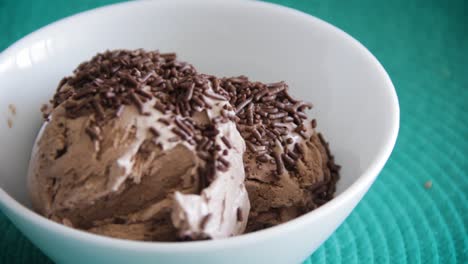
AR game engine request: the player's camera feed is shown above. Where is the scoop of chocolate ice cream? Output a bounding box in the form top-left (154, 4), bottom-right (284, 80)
top-left (218, 77), bottom-right (340, 232)
top-left (28, 50), bottom-right (250, 241)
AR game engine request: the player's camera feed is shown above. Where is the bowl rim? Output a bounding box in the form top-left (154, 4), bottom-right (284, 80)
top-left (0, 0), bottom-right (399, 251)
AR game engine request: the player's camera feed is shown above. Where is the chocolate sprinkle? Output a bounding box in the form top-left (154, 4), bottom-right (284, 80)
top-left (257, 154), bottom-right (270, 163)
top-left (235, 96), bottom-right (253, 114)
top-left (171, 127), bottom-right (189, 140)
top-left (273, 151), bottom-right (285, 175)
top-left (199, 213), bottom-right (212, 229)
top-left (218, 156), bottom-right (230, 167)
top-left (157, 118), bottom-right (170, 126)
top-left (236, 207), bottom-right (243, 222)
top-left (204, 90), bottom-right (227, 101)
top-left (287, 151), bottom-right (299, 160)
top-left (149, 127), bottom-right (160, 137)
top-left (311, 119), bottom-right (317, 128)
top-left (91, 99), bottom-right (105, 120)
top-left (183, 83), bottom-right (195, 101)
top-left (221, 136), bottom-right (232, 149)
top-left (281, 153), bottom-right (296, 168)
top-left (129, 91), bottom-right (145, 114)
top-left (168, 137), bottom-right (179, 142)
top-left (175, 118), bottom-right (193, 137)
top-left (154, 99), bottom-right (166, 111)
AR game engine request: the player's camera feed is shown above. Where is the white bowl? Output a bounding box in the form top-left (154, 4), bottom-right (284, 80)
top-left (0, 1), bottom-right (399, 263)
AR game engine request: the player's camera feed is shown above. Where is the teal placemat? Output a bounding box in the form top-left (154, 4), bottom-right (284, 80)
top-left (1, 0), bottom-right (467, 263)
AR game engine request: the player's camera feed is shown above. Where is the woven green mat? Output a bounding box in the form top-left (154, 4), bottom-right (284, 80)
top-left (1, 0), bottom-right (467, 263)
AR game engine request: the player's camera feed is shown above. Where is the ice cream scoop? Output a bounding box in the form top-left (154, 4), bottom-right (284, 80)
top-left (28, 50), bottom-right (250, 241)
top-left (218, 77), bottom-right (340, 232)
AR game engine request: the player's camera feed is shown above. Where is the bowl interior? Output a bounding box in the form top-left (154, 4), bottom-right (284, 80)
top-left (0, 1), bottom-right (397, 213)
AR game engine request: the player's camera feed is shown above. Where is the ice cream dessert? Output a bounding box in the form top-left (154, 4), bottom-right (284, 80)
top-left (28, 50), bottom-right (250, 241)
top-left (218, 77), bottom-right (340, 232)
top-left (28, 49), bottom-right (339, 241)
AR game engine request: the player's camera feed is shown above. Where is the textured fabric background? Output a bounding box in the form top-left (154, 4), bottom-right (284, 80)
top-left (1, 0), bottom-right (467, 263)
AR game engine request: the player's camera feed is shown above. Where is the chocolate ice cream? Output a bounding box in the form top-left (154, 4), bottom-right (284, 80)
top-left (28, 50), bottom-right (250, 241)
top-left (218, 77), bottom-right (340, 232)
top-left (27, 49), bottom-right (339, 242)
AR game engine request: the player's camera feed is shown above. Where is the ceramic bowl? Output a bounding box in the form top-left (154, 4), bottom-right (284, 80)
top-left (0, 1), bottom-right (399, 263)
